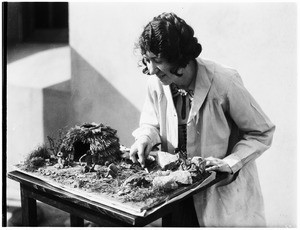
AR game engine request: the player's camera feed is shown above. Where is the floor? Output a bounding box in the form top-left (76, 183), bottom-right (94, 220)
top-left (7, 203), bottom-right (72, 227)
top-left (7, 202), bottom-right (161, 227)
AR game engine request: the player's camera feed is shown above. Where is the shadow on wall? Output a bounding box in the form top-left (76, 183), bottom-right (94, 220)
top-left (70, 48), bottom-right (140, 147)
top-left (43, 80), bottom-right (72, 142)
top-left (7, 43), bottom-right (68, 64)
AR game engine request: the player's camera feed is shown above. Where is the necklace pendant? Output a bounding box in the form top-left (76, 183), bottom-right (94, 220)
top-left (178, 89), bottom-right (188, 96)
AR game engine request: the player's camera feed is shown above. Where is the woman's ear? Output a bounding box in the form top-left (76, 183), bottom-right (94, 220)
top-left (170, 66), bottom-right (184, 77)
top-left (177, 68), bottom-right (184, 76)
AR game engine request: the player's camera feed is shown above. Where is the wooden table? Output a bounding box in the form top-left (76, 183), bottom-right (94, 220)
top-left (7, 170), bottom-right (228, 227)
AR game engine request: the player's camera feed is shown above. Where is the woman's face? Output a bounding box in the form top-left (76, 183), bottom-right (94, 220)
top-left (143, 51), bottom-right (180, 85)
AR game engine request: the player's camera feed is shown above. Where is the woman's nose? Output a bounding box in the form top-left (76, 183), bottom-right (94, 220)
top-left (147, 61), bottom-right (159, 75)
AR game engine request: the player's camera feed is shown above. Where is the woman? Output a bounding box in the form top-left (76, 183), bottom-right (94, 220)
top-left (129, 12), bottom-right (275, 227)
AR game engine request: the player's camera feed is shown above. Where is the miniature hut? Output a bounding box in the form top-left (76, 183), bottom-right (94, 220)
top-left (59, 122), bottom-right (121, 166)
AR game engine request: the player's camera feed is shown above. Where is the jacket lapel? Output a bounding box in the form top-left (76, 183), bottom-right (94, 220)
top-left (188, 59), bottom-right (213, 124)
top-left (162, 84), bottom-right (174, 108)
top-left (162, 84), bottom-right (178, 150)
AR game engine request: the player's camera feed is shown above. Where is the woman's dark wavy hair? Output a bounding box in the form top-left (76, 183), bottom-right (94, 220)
top-left (138, 12), bottom-right (202, 76)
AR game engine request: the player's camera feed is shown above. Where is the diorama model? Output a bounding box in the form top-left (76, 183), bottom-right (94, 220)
top-left (15, 122), bottom-right (212, 214)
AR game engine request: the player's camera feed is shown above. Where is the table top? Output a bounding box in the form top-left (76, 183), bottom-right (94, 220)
top-left (7, 170), bottom-right (228, 226)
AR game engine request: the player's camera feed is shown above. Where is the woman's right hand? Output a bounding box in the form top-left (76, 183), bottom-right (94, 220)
top-left (129, 136), bottom-right (153, 168)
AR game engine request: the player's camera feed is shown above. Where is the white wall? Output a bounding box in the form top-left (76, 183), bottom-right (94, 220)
top-left (6, 46), bottom-right (71, 205)
top-left (69, 2), bottom-right (297, 227)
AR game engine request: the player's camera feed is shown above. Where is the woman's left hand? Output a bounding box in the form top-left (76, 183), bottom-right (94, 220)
top-left (205, 156), bottom-right (233, 173)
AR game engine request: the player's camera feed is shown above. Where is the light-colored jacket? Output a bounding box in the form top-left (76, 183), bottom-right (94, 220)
top-left (133, 58), bottom-right (275, 227)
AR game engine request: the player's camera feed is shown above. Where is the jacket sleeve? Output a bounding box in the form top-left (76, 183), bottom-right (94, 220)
top-left (223, 73), bottom-right (276, 173)
top-left (132, 78), bottom-right (161, 146)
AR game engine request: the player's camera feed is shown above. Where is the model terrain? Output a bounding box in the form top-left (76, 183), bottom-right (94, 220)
top-left (15, 122), bottom-right (211, 213)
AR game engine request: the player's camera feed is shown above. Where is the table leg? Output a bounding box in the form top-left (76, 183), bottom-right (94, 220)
top-left (20, 184), bottom-right (37, 226)
top-left (162, 213), bottom-right (173, 227)
top-left (162, 197), bottom-right (199, 227)
top-left (70, 214), bottom-right (84, 227)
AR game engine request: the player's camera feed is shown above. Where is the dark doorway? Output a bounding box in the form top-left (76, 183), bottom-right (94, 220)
top-left (22, 2), bottom-right (69, 43)
top-left (34, 2), bottom-right (68, 29)
top-left (7, 2), bottom-right (69, 45)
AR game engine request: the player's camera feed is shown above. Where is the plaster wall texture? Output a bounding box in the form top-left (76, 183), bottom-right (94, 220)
top-left (7, 47), bottom-right (72, 157)
top-left (70, 48), bottom-right (140, 146)
top-left (7, 46), bottom-right (72, 205)
top-left (68, 2), bottom-right (297, 227)
top-left (7, 85), bottom-right (44, 205)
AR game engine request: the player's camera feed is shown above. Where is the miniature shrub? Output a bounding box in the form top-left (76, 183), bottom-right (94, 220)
top-left (23, 145), bottom-right (51, 171)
